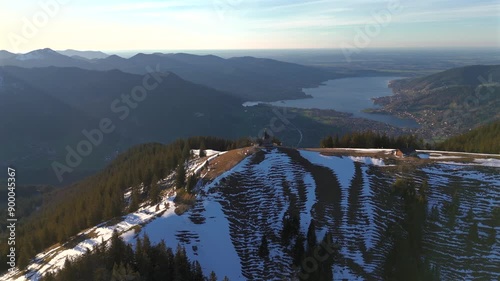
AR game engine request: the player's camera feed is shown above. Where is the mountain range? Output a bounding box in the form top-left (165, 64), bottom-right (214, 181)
top-left (0, 48), bottom-right (335, 102)
top-left (0, 63), bottom-right (404, 185)
top-left (1, 49), bottom-right (498, 187)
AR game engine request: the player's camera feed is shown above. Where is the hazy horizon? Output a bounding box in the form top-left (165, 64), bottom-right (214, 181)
top-left (1, 0), bottom-right (499, 53)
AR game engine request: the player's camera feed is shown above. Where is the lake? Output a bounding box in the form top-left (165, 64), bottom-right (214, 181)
top-left (243, 76), bottom-right (419, 128)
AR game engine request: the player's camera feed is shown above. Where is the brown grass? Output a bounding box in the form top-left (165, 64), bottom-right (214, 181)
top-left (174, 204), bottom-right (191, 215)
top-left (204, 146), bottom-right (257, 180)
top-left (174, 190), bottom-right (196, 205)
top-left (173, 189), bottom-right (197, 215)
top-left (307, 148), bottom-right (394, 158)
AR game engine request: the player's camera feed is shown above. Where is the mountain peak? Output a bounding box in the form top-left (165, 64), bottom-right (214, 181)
top-left (15, 48), bottom-right (64, 61)
top-left (0, 50), bottom-right (15, 60)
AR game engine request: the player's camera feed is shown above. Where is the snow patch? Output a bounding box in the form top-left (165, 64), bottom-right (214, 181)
top-left (191, 149), bottom-right (225, 158)
top-left (5, 196), bottom-right (177, 281)
top-left (474, 158), bottom-right (500, 168)
top-left (348, 156), bottom-right (390, 167)
top-left (418, 153), bottom-right (430, 159)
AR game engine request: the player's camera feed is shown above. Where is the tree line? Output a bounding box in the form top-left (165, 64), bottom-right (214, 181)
top-left (320, 131), bottom-right (423, 149)
top-left (42, 231), bottom-right (228, 281)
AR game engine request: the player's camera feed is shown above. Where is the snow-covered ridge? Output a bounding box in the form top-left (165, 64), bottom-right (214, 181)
top-left (3, 147), bottom-right (499, 281)
top-left (4, 195), bottom-right (178, 281)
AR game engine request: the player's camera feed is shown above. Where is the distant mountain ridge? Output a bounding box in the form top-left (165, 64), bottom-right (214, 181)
top-left (0, 65), bottom-right (247, 184)
top-left (0, 64), bottom-right (406, 185)
top-left (56, 49), bottom-right (109, 60)
top-left (0, 48), bottom-right (335, 101)
top-left (388, 64), bottom-right (500, 93)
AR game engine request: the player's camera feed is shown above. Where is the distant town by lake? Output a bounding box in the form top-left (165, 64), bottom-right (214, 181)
top-left (244, 76), bottom-right (419, 128)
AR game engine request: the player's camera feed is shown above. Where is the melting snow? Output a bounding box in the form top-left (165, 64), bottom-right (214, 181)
top-left (474, 158), bottom-right (500, 168)
top-left (191, 149), bottom-right (225, 158)
top-left (348, 156), bottom-right (391, 167)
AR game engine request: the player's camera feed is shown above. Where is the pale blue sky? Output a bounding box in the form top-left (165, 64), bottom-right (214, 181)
top-left (1, 0), bottom-right (499, 52)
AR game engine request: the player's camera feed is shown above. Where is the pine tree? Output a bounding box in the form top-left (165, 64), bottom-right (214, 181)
top-left (149, 174), bottom-right (160, 204)
top-left (292, 235), bottom-right (305, 266)
top-left (182, 140), bottom-right (191, 160)
top-left (186, 175), bottom-right (198, 194)
top-left (192, 261), bottom-right (204, 281)
top-left (468, 221), bottom-right (479, 243)
top-left (108, 231), bottom-right (126, 268)
top-left (199, 141), bottom-right (207, 157)
top-left (111, 262), bottom-right (139, 281)
top-left (322, 136), bottom-right (334, 148)
top-left (17, 246), bottom-right (30, 269)
top-left (307, 219), bottom-right (317, 250)
top-left (176, 164), bottom-right (186, 189)
top-left (258, 235), bottom-right (270, 259)
top-left (333, 134), bottom-right (340, 147)
top-left (209, 271), bottom-right (218, 281)
top-left (143, 168), bottom-right (153, 190)
top-left (129, 187), bottom-right (140, 212)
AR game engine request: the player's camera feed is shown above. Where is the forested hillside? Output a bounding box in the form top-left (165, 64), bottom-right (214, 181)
top-left (42, 233), bottom-right (225, 281)
top-left (438, 121), bottom-right (500, 154)
top-left (0, 137), bottom-right (250, 273)
top-left (369, 65), bottom-right (500, 140)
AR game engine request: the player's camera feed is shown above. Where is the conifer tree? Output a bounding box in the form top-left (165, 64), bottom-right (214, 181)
top-left (182, 140), bottom-right (191, 160)
top-left (292, 234), bottom-right (305, 266)
top-left (307, 219), bottom-right (317, 250)
top-left (176, 163), bottom-right (186, 189)
top-left (258, 235), bottom-right (270, 259)
top-left (192, 261), bottom-right (204, 281)
top-left (209, 271), bottom-right (218, 281)
top-left (149, 174), bottom-right (161, 204)
top-left (322, 136), bottom-right (334, 148)
top-left (129, 187), bottom-right (140, 212)
top-left (186, 175), bottom-right (198, 194)
top-left (199, 141), bottom-right (207, 157)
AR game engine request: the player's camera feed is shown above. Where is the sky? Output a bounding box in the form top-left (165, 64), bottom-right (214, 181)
top-left (0, 0), bottom-right (499, 53)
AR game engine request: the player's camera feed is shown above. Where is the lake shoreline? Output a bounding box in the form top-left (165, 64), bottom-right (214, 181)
top-left (243, 77), bottom-right (420, 128)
